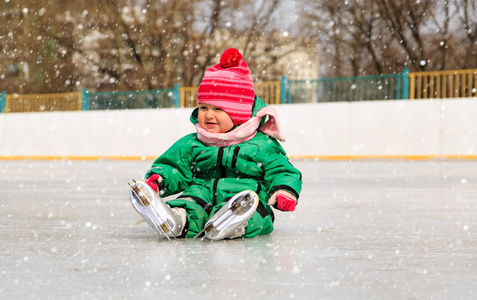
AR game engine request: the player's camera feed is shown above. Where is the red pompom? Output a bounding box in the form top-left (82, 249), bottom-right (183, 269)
top-left (220, 48), bottom-right (243, 68)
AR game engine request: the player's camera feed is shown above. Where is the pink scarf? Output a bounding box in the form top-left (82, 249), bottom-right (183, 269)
top-left (195, 106), bottom-right (285, 147)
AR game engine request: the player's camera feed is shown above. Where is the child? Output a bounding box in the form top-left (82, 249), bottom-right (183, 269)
top-left (129, 48), bottom-right (302, 240)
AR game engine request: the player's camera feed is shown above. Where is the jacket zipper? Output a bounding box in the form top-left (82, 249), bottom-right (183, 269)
top-left (217, 147), bottom-right (226, 177)
top-left (214, 146), bottom-right (240, 207)
top-left (231, 146), bottom-right (240, 168)
top-left (212, 178), bottom-right (219, 207)
top-left (213, 147), bottom-right (226, 207)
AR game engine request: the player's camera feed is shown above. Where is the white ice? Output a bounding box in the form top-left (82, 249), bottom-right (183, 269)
top-left (1, 159), bottom-right (476, 299)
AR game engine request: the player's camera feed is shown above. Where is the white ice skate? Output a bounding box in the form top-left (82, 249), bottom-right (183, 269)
top-left (195, 190), bottom-right (259, 240)
top-left (129, 180), bottom-right (184, 239)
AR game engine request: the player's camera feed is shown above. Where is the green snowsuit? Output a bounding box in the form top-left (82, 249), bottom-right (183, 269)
top-left (145, 97), bottom-right (302, 238)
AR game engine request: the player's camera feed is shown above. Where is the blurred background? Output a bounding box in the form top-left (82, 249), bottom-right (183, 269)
top-left (0, 0), bottom-right (476, 94)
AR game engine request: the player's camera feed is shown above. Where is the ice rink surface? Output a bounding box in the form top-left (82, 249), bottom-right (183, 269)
top-left (1, 159), bottom-right (476, 299)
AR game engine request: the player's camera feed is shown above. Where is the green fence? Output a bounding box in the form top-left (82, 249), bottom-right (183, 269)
top-left (0, 91), bottom-right (5, 112)
top-left (5, 68), bottom-right (477, 113)
top-left (281, 69), bottom-right (409, 103)
top-left (82, 86), bottom-right (180, 111)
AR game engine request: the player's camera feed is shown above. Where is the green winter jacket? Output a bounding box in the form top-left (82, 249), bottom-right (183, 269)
top-left (145, 97), bottom-right (302, 215)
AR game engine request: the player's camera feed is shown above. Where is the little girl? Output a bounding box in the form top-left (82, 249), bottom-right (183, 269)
top-left (129, 48), bottom-right (302, 240)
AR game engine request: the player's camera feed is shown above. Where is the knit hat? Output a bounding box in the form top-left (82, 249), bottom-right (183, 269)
top-left (197, 48), bottom-right (255, 126)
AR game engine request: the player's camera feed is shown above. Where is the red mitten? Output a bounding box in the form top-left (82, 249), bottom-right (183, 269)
top-left (276, 193), bottom-right (297, 212)
top-left (145, 174), bottom-right (162, 193)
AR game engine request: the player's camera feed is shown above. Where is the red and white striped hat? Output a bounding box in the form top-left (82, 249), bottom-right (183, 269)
top-left (197, 48), bottom-right (255, 126)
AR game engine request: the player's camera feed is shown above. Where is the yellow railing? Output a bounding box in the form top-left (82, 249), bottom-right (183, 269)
top-left (408, 69), bottom-right (477, 99)
top-left (254, 81), bottom-right (281, 105)
top-left (2, 69), bottom-right (477, 113)
top-left (4, 92), bottom-right (82, 113)
top-left (179, 86), bottom-right (199, 108)
top-left (179, 81), bottom-right (281, 108)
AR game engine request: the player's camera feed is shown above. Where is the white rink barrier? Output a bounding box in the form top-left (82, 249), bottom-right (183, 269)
top-left (0, 98), bottom-right (476, 160)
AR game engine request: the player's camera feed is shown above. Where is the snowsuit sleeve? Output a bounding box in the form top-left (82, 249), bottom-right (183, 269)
top-left (260, 136), bottom-right (302, 200)
top-left (145, 134), bottom-right (195, 197)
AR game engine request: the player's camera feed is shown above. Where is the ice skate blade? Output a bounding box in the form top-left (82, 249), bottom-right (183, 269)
top-left (129, 180), bottom-right (182, 239)
top-left (197, 190), bottom-right (259, 241)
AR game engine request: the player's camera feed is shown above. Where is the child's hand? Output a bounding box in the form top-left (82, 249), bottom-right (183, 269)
top-left (268, 190), bottom-right (297, 212)
top-left (145, 174), bottom-right (163, 193)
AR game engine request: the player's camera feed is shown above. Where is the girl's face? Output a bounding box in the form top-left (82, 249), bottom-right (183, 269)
top-left (198, 103), bottom-right (234, 133)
